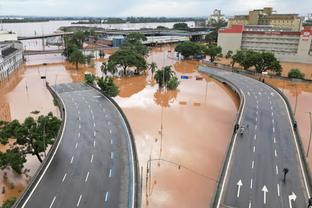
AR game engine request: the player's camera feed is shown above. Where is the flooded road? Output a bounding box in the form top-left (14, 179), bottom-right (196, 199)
top-left (1, 46), bottom-right (238, 206)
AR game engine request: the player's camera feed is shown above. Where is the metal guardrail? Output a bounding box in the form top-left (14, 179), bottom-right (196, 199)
top-left (198, 66), bottom-right (246, 208)
top-left (13, 82), bottom-right (66, 208)
top-left (89, 84), bottom-right (141, 208)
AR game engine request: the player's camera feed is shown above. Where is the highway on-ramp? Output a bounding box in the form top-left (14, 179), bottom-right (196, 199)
top-left (18, 83), bottom-right (136, 208)
top-left (199, 66), bottom-right (311, 208)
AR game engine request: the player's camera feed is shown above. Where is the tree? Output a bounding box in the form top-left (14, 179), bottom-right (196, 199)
top-left (253, 52), bottom-right (277, 73)
top-left (109, 48), bottom-right (147, 76)
top-left (0, 148), bottom-right (26, 174)
top-left (154, 66), bottom-right (176, 88)
top-left (121, 32), bottom-right (148, 56)
top-left (175, 41), bottom-right (202, 59)
top-left (288, 68), bottom-right (305, 79)
top-left (0, 197), bottom-right (16, 208)
top-left (203, 44), bottom-right (222, 63)
top-left (167, 77), bottom-right (180, 90)
top-left (149, 62), bottom-right (158, 78)
top-left (0, 113), bottom-right (61, 172)
top-left (205, 31), bottom-right (218, 44)
top-left (97, 77), bottom-right (119, 97)
top-left (72, 30), bottom-right (86, 48)
top-left (225, 50), bottom-right (233, 59)
top-left (69, 49), bottom-right (86, 70)
top-left (173, 23), bottom-right (189, 30)
top-left (231, 50), bottom-right (244, 68)
top-left (269, 60), bottom-right (282, 76)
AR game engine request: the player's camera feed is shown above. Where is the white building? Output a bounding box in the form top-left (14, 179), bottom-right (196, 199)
top-left (206, 9), bottom-right (227, 25)
top-left (218, 24), bottom-right (312, 64)
top-left (0, 42), bottom-right (23, 82)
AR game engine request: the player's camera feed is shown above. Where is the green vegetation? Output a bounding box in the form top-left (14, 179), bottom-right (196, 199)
top-left (173, 23), bottom-right (189, 30)
top-left (0, 113), bottom-right (61, 174)
top-left (63, 31), bottom-right (87, 69)
top-left (106, 32), bottom-right (148, 76)
top-left (288, 68), bottom-right (305, 79)
top-left (231, 50), bottom-right (282, 75)
top-left (149, 62), bottom-right (158, 78)
top-left (101, 62), bottom-right (118, 77)
top-left (0, 197), bottom-right (16, 208)
top-left (84, 73), bottom-right (96, 85)
top-left (203, 44), bottom-right (222, 63)
top-left (225, 50), bottom-right (233, 59)
top-left (154, 66), bottom-right (179, 90)
top-left (97, 77), bottom-right (119, 97)
top-left (175, 41), bottom-right (203, 59)
top-left (167, 77), bottom-right (180, 90)
top-left (69, 49), bottom-right (86, 70)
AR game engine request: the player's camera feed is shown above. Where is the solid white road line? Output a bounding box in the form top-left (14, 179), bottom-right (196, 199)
top-left (85, 172), bottom-right (89, 182)
top-left (250, 179), bottom-right (253, 189)
top-left (70, 156), bottom-right (74, 164)
top-left (251, 160), bottom-right (254, 169)
top-left (105, 192), bottom-right (109, 202)
top-left (62, 173), bottom-right (67, 183)
top-left (277, 184), bottom-right (280, 197)
top-left (276, 165), bottom-right (279, 175)
top-left (49, 196), bottom-right (56, 208)
top-left (77, 194), bottom-right (82, 207)
top-left (109, 169), bottom-right (112, 178)
top-left (90, 154), bottom-right (94, 163)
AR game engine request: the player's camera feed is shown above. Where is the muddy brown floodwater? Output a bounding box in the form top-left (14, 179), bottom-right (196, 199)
top-left (0, 46), bottom-right (240, 207)
top-left (114, 46), bottom-right (239, 207)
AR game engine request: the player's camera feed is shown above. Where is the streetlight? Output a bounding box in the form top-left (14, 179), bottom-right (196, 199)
top-left (306, 112), bottom-right (312, 158)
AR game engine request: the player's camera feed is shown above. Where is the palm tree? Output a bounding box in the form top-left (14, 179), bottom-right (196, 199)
top-left (149, 62), bottom-right (157, 78)
top-left (154, 65), bottom-right (175, 89)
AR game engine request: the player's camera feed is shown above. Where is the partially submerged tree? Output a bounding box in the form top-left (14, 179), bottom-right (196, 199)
top-left (69, 49), bottom-right (86, 70)
top-left (175, 41), bottom-right (202, 59)
top-left (0, 113), bottom-right (61, 173)
top-left (97, 77), bottom-right (119, 97)
top-left (203, 44), bottom-right (222, 63)
top-left (288, 68), bottom-right (305, 79)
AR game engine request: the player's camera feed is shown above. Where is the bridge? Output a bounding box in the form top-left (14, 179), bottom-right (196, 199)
top-left (18, 32), bottom-right (73, 40)
top-left (199, 66), bottom-right (311, 208)
top-left (14, 83), bottom-right (139, 208)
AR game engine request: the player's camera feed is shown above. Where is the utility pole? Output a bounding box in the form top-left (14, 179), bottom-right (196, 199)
top-left (306, 112), bottom-right (312, 158)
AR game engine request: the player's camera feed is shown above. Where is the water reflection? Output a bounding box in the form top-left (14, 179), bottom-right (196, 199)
top-left (153, 90), bottom-right (178, 108)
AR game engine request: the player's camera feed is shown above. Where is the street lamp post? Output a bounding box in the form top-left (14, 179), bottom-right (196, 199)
top-left (306, 112), bottom-right (312, 158)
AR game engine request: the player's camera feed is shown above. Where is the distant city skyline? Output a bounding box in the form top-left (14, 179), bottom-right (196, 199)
top-left (0, 0), bottom-right (311, 17)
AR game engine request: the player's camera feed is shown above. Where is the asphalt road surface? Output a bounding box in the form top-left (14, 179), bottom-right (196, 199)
top-left (19, 83), bottom-right (135, 208)
top-left (199, 66), bottom-right (311, 208)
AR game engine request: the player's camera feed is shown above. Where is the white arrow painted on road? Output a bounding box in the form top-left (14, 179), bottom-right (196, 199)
top-left (237, 180), bottom-right (243, 198)
top-left (262, 185), bottom-right (268, 204)
top-left (288, 192), bottom-right (296, 208)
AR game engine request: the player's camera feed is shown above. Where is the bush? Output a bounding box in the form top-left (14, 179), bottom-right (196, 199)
top-left (97, 77), bottom-right (119, 97)
top-left (84, 73), bottom-right (95, 85)
top-left (167, 76), bottom-right (180, 90)
top-left (1, 197), bottom-right (16, 208)
top-left (288, 68), bottom-right (305, 79)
